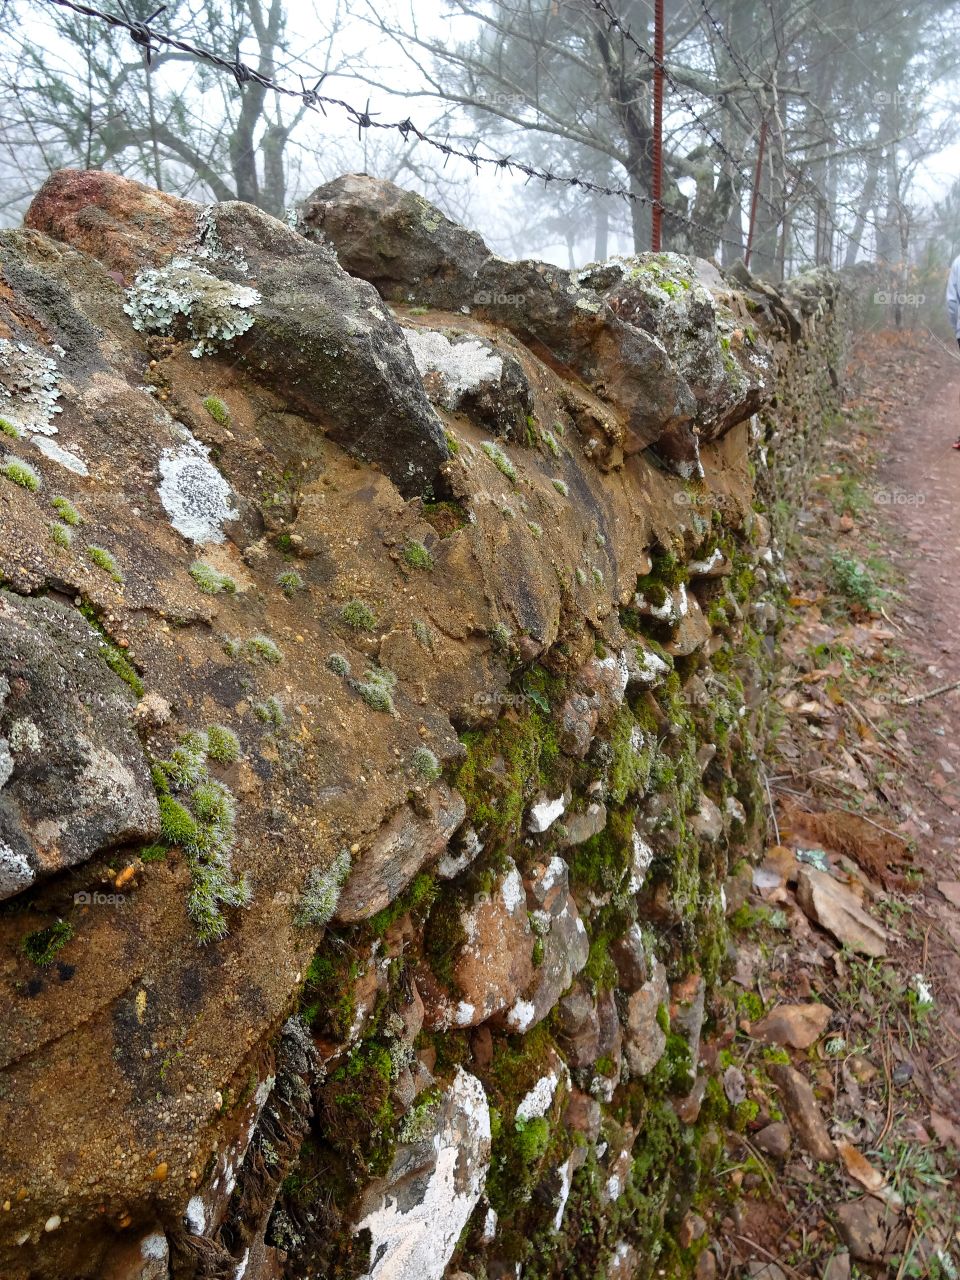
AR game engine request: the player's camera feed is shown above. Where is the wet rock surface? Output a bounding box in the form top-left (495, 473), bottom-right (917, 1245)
top-left (0, 168), bottom-right (851, 1280)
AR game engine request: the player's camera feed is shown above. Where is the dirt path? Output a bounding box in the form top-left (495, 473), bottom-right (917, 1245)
top-left (716, 331), bottom-right (960, 1279)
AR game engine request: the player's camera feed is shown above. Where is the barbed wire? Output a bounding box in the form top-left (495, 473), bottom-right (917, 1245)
top-left (37, 0), bottom-right (771, 256)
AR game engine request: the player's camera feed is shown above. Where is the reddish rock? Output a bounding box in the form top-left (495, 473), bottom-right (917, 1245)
top-left (752, 1002), bottom-right (831, 1049)
top-left (768, 1063), bottom-right (836, 1162)
top-left (26, 168), bottom-right (197, 279)
top-left (622, 959), bottom-right (669, 1077)
top-left (421, 859), bottom-right (534, 1028)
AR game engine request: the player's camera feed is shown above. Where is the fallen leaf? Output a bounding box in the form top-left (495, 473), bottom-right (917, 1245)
top-left (929, 1109), bottom-right (960, 1150)
top-left (837, 1140), bottom-right (885, 1193)
top-left (937, 880), bottom-right (960, 910)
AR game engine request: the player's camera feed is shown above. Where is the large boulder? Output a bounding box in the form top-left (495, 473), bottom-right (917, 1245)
top-left (27, 170), bottom-right (450, 496)
top-left (301, 173), bottom-right (770, 469)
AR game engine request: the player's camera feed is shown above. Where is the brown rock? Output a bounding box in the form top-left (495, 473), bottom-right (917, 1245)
top-left (822, 1251), bottom-right (850, 1280)
top-left (556, 982), bottom-right (601, 1067)
top-left (496, 857), bottom-right (589, 1031)
top-left (752, 1002), bottom-right (831, 1048)
top-left (754, 1122), bottom-right (792, 1158)
top-left (796, 868), bottom-right (887, 957)
top-left (695, 1249), bottom-right (717, 1280)
top-left (335, 783), bottom-right (466, 922)
top-left (675, 1075), bottom-right (708, 1125)
top-left (622, 959), bottom-right (669, 1077)
top-left (768, 1063), bottom-right (836, 1162)
top-left (835, 1196), bottom-right (906, 1263)
top-left (563, 1089), bottom-right (602, 1145)
top-left (610, 923), bottom-right (650, 992)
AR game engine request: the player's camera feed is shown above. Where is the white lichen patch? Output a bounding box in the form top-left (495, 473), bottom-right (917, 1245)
top-left (124, 257), bottom-right (260, 358)
top-left (634, 646), bottom-right (670, 685)
top-left (527, 793), bottom-right (566, 834)
top-left (912, 973), bottom-right (934, 1006)
top-left (500, 865), bottom-right (525, 913)
top-left (140, 1232), bottom-right (168, 1262)
top-left (194, 206), bottom-right (250, 273)
top-left (357, 1068), bottom-right (490, 1280)
top-left (158, 432), bottom-right (238, 543)
top-left (0, 841), bottom-right (34, 900)
top-left (515, 1070), bottom-right (559, 1123)
top-left (184, 1196), bottom-right (206, 1235)
top-left (628, 830), bottom-right (655, 893)
top-left (503, 997), bottom-right (536, 1034)
top-left (0, 339), bottom-right (62, 436)
top-left (553, 1153), bottom-right (576, 1230)
top-left (402, 327), bottom-right (503, 409)
top-left (454, 1000), bottom-right (475, 1027)
top-left (634, 582), bottom-right (688, 625)
top-left (30, 435), bottom-right (89, 476)
top-left (688, 548), bottom-right (724, 576)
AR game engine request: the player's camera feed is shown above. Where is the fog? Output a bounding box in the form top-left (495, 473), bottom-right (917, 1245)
top-left (2, 0), bottom-right (960, 283)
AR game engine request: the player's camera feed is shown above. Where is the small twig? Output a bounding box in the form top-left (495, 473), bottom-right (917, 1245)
top-left (732, 1235), bottom-right (806, 1279)
top-left (880, 605), bottom-right (903, 634)
top-left (881, 676), bottom-right (960, 707)
top-left (761, 761), bottom-right (781, 845)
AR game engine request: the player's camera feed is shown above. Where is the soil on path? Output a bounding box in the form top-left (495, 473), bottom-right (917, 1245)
top-left (715, 330), bottom-right (960, 1280)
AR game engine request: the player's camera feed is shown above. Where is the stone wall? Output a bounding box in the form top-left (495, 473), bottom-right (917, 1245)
top-left (0, 170), bottom-right (845, 1280)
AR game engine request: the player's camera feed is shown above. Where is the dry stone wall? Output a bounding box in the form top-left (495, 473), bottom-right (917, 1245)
top-left (0, 169), bottom-right (846, 1280)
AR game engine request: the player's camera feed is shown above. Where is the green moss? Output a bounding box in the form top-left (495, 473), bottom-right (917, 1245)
top-left (402, 539), bottom-right (434, 570)
top-left (206, 724), bottom-right (240, 764)
top-left (568, 806), bottom-right (635, 895)
top-left (243, 634), bottom-right (283, 664)
top-left (422, 884), bottom-right (469, 984)
top-left (203, 395), bottom-right (230, 425)
top-left (443, 429), bottom-right (460, 455)
top-left (354, 666), bottom-right (396, 714)
top-left (140, 843), bottom-right (169, 863)
top-left (86, 545), bottom-right (123, 583)
top-left (326, 652), bottom-right (350, 676)
top-left (552, 479), bottom-right (569, 497)
top-left (50, 521), bottom-right (73, 549)
top-left (51, 496), bottom-right (81, 525)
top-left (482, 440), bottom-right (517, 482)
top-left (101, 643), bottom-right (145, 697)
top-left (608, 706), bottom-right (654, 805)
top-left (277, 569), bottom-right (305, 597)
top-left (411, 746), bottom-right (441, 781)
top-left (3, 459), bottom-right (40, 491)
top-left (369, 870), bottom-right (438, 937)
top-left (21, 920), bottom-right (74, 966)
top-left (253, 696), bottom-right (285, 725)
top-left (0, 416), bottom-right (21, 439)
top-left (190, 561), bottom-right (237, 595)
top-left (541, 429), bottom-right (561, 459)
top-left (583, 930), bottom-right (618, 988)
top-left (453, 698), bottom-right (561, 840)
top-left (340, 599), bottom-right (377, 631)
top-left (736, 990), bottom-right (764, 1021)
top-left (153, 732), bottom-right (248, 943)
top-left (158, 794), bottom-right (200, 846)
top-left (412, 619), bottom-right (434, 650)
top-left (296, 849), bottom-right (352, 927)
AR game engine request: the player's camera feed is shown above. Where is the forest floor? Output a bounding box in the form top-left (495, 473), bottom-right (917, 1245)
top-left (709, 329), bottom-right (960, 1280)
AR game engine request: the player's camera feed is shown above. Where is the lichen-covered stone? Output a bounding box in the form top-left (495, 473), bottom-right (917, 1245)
top-left (353, 1067), bottom-right (491, 1280)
